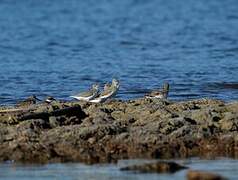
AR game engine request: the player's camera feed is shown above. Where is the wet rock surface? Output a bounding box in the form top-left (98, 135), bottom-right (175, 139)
top-left (187, 170), bottom-right (227, 180)
top-left (0, 98), bottom-right (238, 163)
top-left (120, 161), bottom-right (187, 173)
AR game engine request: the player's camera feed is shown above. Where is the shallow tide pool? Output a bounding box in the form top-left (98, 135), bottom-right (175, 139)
top-left (0, 158), bottom-right (237, 180)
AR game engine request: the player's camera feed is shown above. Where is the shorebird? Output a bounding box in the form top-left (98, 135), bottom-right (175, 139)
top-left (145, 83), bottom-right (169, 99)
top-left (89, 79), bottom-right (120, 103)
top-left (16, 95), bottom-right (41, 107)
top-left (70, 84), bottom-right (99, 101)
top-left (45, 96), bottom-right (57, 103)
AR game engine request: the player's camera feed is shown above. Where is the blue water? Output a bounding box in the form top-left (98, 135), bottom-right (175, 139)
top-left (0, 0), bottom-right (238, 104)
top-left (0, 158), bottom-right (238, 180)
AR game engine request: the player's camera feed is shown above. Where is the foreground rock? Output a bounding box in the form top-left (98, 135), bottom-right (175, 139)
top-left (120, 161), bottom-right (187, 173)
top-left (0, 98), bottom-right (238, 163)
top-left (187, 170), bottom-right (227, 180)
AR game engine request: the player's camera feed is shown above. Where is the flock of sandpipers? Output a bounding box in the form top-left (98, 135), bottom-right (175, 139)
top-left (16, 79), bottom-right (169, 106)
top-left (70, 78), bottom-right (120, 103)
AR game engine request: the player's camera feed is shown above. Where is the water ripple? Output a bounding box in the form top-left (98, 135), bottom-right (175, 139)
top-left (0, 0), bottom-right (238, 104)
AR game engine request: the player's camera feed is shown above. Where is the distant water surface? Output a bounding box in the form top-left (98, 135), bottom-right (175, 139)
top-left (0, 158), bottom-right (238, 180)
top-left (0, 0), bottom-right (238, 104)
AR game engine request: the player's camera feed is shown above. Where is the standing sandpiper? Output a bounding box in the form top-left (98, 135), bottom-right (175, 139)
top-left (70, 84), bottom-right (99, 101)
top-left (89, 79), bottom-right (120, 103)
top-left (145, 82), bottom-right (169, 99)
top-left (45, 96), bottom-right (57, 104)
top-left (16, 95), bottom-right (41, 107)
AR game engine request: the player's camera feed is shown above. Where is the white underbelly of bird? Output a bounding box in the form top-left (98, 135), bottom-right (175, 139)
top-left (70, 94), bottom-right (96, 101)
top-left (145, 94), bottom-right (164, 99)
top-left (89, 89), bottom-right (118, 103)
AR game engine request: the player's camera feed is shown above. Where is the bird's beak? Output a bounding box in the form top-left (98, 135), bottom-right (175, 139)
top-left (35, 97), bottom-right (42, 101)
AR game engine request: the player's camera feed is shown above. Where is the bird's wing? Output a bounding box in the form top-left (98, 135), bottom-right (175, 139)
top-left (100, 89), bottom-right (112, 96)
top-left (74, 89), bottom-right (94, 97)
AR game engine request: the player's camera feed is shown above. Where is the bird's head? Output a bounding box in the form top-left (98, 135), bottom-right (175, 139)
top-left (92, 83), bottom-right (99, 90)
top-left (112, 78), bottom-right (120, 88)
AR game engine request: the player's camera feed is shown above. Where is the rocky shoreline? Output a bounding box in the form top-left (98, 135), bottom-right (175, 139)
top-left (0, 98), bottom-right (237, 164)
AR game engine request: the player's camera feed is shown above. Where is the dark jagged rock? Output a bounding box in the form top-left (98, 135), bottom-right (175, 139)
top-left (18, 105), bottom-right (87, 121)
top-left (0, 98), bottom-right (237, 163)
top-left (120, 161), bottom-right (187, 173)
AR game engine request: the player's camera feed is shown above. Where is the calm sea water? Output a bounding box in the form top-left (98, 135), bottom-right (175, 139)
top-left (0, 0), bottom-right (238, 104)
top-left (0, 158), bottom-right (238, 180)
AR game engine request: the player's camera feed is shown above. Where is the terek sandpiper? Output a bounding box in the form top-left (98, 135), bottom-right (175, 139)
top-left (45, 96), bottom-right (56, 103)
top-left (70, 83), bottom-right (99, 101)
top-left (145, 82), bottom-right (169, 99)
top-left (16, 95), bottom-right (41, 107)
top-left (89, 79), bottom-right (120, 103)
